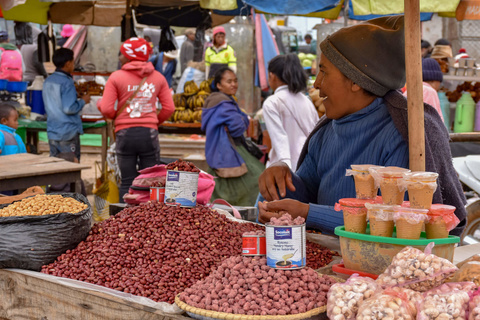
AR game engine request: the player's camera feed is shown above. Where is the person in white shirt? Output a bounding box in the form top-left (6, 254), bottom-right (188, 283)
top-left (263, 54), bottom-right (319, 170)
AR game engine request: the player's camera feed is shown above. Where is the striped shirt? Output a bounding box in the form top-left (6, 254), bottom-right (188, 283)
top-left (286, 97), bottom-right (409, 234)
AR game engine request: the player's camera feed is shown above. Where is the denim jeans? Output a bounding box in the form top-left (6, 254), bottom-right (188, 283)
top-left (116, 127), bottom-right (160, 202)
top-left (48, 134), bottom-right (81, 161)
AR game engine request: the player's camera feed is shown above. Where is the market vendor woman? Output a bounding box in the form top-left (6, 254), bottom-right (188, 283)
top-left (258, 16), bottom-right (466, 236)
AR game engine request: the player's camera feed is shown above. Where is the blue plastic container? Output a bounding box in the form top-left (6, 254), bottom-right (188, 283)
top-left (26, 90), bottom-right (45, 115)
top-left (0, 79), bottom-right (8, 90)
top-left (7, 81), bottom-right (28, 93)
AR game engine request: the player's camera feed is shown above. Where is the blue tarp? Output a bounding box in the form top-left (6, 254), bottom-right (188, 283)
top-left (244, 0), bottom-right (340, 15)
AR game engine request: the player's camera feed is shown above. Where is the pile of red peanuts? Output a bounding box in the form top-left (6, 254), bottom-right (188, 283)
top-left (41, 202), bottom-right (337, 303)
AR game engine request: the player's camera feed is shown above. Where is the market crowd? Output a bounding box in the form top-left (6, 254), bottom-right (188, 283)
top-left (0, 18), bottom-right (467, 237)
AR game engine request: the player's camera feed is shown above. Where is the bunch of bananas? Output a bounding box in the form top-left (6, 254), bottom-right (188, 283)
top-left (199, 80), bottom-right (212, 93)
top-left (184, 80), bottom-right (199, 96)
top-left (171, 109), bottom-right (194, 123)
top-left (173, 93), bottom-right (186, 109)
top-left (192, 109), bottom-right (202, 123)
top-left (168, 80), bottom-right (212, 123)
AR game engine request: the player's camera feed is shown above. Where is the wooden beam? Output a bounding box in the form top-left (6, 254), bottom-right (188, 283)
top-left (405, 0), bottom-right (426, 171)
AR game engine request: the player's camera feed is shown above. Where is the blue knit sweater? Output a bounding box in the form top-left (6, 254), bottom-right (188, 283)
top-left (286, 97), bottom-right (409, 234)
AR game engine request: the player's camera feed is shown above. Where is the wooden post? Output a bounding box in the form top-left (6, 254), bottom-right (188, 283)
top-left (404, 0), bottom-right (425, 171)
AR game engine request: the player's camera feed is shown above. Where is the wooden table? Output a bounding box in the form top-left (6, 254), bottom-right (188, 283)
top-left (18, 119), bottom-right (109, 172)
top-left (0, 154), bottom-right (90, 193)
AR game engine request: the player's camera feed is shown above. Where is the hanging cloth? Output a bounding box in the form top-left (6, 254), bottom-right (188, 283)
top-left (37, 21), bottom-right (56, 63)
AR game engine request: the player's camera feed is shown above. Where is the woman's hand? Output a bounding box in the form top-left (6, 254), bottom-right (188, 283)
top-left (258, 162), bottom-right (296, 201)
top-left (258, 199), bottom-right (309, 224)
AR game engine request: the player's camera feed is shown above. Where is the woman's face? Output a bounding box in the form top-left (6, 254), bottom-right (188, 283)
top-left (314, 53), bottom-right (356, 120)
top-left (214, 33), bottom-right (226, 47)
top-left (217, 70), bottom-right (238, 96)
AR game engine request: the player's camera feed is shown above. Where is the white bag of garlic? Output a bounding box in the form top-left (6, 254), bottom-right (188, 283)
top-left (376, 244), bottom-right (458, 292)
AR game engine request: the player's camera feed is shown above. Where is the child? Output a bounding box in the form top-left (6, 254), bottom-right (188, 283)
top-left (42, 48), bottom-right (90, 161)
top-left (0, 103), bottom-right (26, 156)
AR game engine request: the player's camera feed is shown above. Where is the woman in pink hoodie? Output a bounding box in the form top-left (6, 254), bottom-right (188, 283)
top-left (98, 37), bottom-right (175, 201)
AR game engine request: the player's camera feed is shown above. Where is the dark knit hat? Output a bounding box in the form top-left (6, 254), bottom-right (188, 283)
top-left (422, 58), bottom-right (443, 82)
top-left (320, 15), bottom-right (405, 97)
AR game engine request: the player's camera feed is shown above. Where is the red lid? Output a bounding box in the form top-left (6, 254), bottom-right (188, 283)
top-left (338, 198), bottom-right (376, 208)
top-left (332, 263), bottom-right (378, 280)
top-left (428, 204), bottom-right (456, 216)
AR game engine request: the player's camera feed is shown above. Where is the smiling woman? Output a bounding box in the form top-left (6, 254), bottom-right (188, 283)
top-left (257, 15), bottom-right (467, 237)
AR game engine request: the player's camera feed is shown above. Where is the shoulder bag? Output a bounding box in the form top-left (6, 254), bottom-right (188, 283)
top-left (108, 76), bottom-right (148, 141)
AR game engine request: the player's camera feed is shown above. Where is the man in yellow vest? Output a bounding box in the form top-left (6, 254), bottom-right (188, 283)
top-left (205, 26), bottom-right (236, 79)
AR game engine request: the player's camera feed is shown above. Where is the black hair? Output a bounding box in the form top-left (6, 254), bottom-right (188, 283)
top-left (268, 54), bottom-right (307, 94)
top-left (421, 40), bottom-right (431, 49)
top-left (52, 48), bottom-right (74, 69)
top-left (0, 103), bottom-right (15, 121)
top-left (213, 67), bottom-right (235, 92)
top-left (305, 34), bottom-right (312, 40)
top-left (434, 38), bottom-right (451, 46)
top-left (144, 35), bottom-right (152, 42)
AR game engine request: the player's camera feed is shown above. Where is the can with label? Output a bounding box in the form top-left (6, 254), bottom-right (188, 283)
top-left (150, 187), bottom-right (165, 203)
top-left (164, 170), bottom-right (199, 207)
top-left (265, 223), bottom-right (306, 269)
top-left (242, 235), bottom-right (266, 256)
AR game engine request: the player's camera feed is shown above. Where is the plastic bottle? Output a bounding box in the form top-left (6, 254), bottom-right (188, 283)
top-left (454, 92), bottom-right (475, 133)
top-left (26, 76), bottom-right (45, 115)
top-left (475, 100), bottom-right (480, 132)
top-left (438, 92), bottom-right (450, 131)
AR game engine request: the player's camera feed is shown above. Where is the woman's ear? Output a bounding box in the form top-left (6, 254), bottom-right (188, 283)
top-left (351, 82), bottom-right (362, 93)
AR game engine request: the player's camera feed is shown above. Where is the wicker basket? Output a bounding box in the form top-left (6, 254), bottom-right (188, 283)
top-left (175, 275), bottom-right (344, 320)
top-left (175, 295), bottom-right (327, 320)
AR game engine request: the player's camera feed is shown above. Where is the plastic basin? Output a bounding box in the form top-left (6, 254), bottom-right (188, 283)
top-left (334, 225), bottom-right (460, 275)
top-left (7, 81), bottom-right (28, 93)
top-left (0, 79), bottom-right (8, 90)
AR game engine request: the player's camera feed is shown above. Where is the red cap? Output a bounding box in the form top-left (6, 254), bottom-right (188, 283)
top-left (213, 26), bottom-right (226, 37)
top-left (120, 37), bottom-right (152, 62)
top-left (459, 48), bottom-right (467, 54)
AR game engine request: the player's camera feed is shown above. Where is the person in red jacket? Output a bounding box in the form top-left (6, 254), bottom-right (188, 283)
top-left (98, 37), bottom-right (175, 201)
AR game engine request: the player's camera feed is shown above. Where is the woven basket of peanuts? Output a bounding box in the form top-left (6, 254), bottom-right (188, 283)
top-left (175, 254), bottom-right (343, 320)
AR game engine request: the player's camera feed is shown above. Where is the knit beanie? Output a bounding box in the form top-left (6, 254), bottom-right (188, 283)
top-left (120, 37), bottom-right (152, 62)
top-left (320, 15), bottom-right (405, 97)
top-left (422, 58), bottom-right (443, 82)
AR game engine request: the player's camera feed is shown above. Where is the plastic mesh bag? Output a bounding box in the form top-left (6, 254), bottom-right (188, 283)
top-left (376, 244), bottom-right (458, 292)
top-left (327, 274), bottom-right (378, 320)
top-left (417, 282), bottom-right (475, 320)
top-left (357, 288), bottom-right (416, 320)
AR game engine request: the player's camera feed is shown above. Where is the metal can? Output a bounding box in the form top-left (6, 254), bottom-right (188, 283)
top-left (265, 223), bottom-right (306, 269)
top-left (242, 235), bottom-right (266, 256)
top-left (164, 170), bottom-right (199, 207)
top-left (150, 187), bottom-right (165, 203)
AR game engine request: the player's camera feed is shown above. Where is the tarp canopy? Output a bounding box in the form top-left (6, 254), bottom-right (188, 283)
top-left (0, 0), bottom-right (242, 26)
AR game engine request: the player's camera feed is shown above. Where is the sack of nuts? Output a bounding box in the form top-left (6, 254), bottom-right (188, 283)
top-left (417, 282), bottom-right (476, 320)
top-left (356, 288), bottom-right (417, 320)
top-left (376, 244), bottom-right (458, 292)
top-left (0, 193), bottom-right (92, 271)
top-left (327, 274), bottom-right (378, 320)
